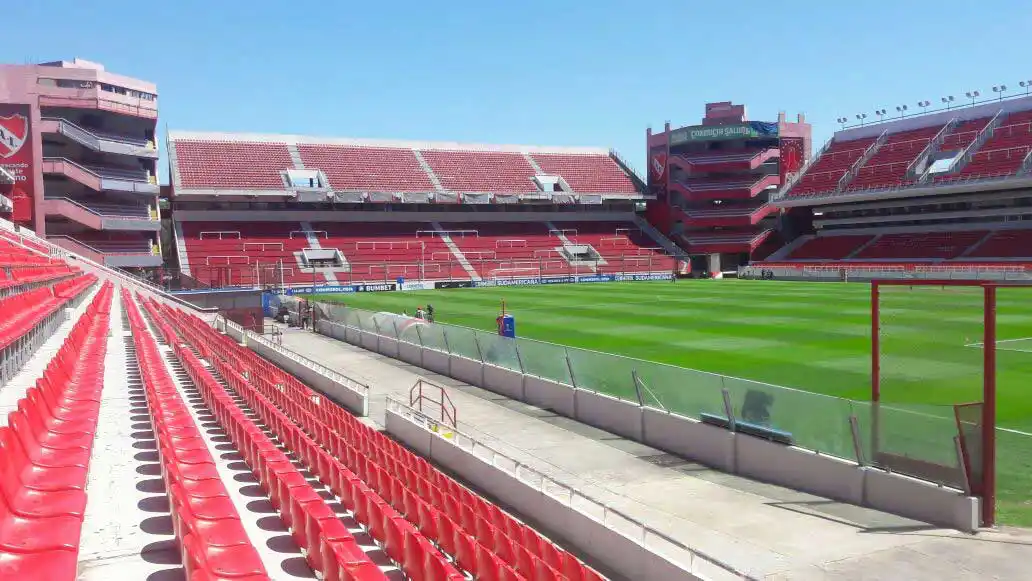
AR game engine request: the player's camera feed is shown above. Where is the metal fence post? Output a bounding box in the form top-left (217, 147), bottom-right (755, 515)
top-left (630, 369), bottom-right (645, 407)
top-left (473, 332), bottom-right (485, 363)
top-left (849, 414), bottom-right (865, 465)
top-left (721, 387), bottom-right (736, 431)
top-left (513, 340), bottom-right (526, 374)
top-left (564, 349), bottom-right (578, 389)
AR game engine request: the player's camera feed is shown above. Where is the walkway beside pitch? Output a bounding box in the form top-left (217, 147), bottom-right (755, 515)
top-left (273, 324), bottom-right (1032, 580)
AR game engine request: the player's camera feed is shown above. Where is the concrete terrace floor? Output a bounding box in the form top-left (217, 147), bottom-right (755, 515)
top-left (269, 322), bottom-right (1032, 581)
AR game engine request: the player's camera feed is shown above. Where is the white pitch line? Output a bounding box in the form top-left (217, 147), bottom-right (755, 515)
top-left (999, 427), bottom-right (1032, 436)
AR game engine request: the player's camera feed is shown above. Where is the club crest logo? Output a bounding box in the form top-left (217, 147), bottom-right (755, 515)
top-left (651, 153), bottom-right (667, 180)
top-left (0, 114), bottom-right (29, 159)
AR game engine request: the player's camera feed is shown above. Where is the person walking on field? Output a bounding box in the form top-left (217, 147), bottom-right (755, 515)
top-left (426, 304), bottom-right (435, 323)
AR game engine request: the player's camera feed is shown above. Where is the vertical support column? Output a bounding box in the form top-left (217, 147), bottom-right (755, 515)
top-left (871, 282), bottom-right (881, 402)
top-left (982, 284), bottom-right (997, 527)
top-left (707, 253), bottom-right (722, 279)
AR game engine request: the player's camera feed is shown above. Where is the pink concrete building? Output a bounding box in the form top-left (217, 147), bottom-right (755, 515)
top-left (0, 58), bottom-right (161, 267)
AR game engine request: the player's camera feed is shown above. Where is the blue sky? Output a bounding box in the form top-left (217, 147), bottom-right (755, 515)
top-left (6, 1), bottom-right (1031, 183)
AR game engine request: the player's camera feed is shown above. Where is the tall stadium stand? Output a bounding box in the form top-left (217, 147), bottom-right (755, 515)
top-left (763, 95), bottom-right (1032, 279)
top-left (169, 132), bottom-right (643, 197)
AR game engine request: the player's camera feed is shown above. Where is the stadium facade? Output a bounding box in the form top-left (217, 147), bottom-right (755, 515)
top-left (0, 58), bottom-right (160, 267)
top-left (645, 102), bottom-right (812, 274)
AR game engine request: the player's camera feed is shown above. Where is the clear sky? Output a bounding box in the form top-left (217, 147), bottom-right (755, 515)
top-left (6, 1), bottom-right (1031, 183)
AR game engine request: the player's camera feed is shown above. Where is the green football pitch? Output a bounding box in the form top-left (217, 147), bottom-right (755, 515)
top-left (311, 279), bottom-right (1032, 526)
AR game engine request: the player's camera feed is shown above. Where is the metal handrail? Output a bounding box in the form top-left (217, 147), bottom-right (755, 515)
top-left (386, 396), bottom-right (757, 580)
top-left (43, 196), bottom-right (153, 220)
top-left (408, 378), bottom-right (457, 428)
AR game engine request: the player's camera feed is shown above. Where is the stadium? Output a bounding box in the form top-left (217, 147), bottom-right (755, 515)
top-left (2, 50), bottom-right (1032, 581)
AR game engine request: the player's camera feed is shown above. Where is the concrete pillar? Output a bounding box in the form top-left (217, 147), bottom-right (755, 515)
top-left (708, 254), bottom-right (723, 279)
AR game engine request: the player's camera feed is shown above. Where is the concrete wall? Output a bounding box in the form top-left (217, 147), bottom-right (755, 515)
top-left (317, 320), bottom-right (980, 532)
top-left (224, 321), bottom-right (369, 417)
top-left (385, 407), bottom-right (711, 581)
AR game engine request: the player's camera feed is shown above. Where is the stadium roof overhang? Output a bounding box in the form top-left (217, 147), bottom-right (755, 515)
top-left (773, 175), bottom-right (1032, 209)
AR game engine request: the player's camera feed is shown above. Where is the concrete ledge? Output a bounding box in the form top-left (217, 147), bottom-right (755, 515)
top-left (736, 436), bottom-right (864, 505)
top-left (398, 341), bottom-right (423, 367)
top-left (575, 389), bottom-right (643, 442)
top-left (864, 467), bottom-right (979, 532)
top-left (385, 407), bottom-right (704, 581)
top-left (385, 408), bottom-right (432, 457)
top-left (449, 355), bottom-right (484, 388)
top-left (422, 348), bottom-right (450, 376)
top-left (359, 331), bottom-right (379, 353)
top-left (483, 364), bottom-right (524, 400)
top-left (642, 408), bottom-right (735, 472)
top-left (525, 375), bottom-right (576, 417)
top-left (378, 336), bottom-right (399, 359)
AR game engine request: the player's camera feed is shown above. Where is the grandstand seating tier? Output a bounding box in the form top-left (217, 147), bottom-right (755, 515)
top-left (173, 140), bottom-right (294, 190)
top-left (785, 235), bottom-right (875, 260)
top-left (297, 145), bottom-right (435, 192)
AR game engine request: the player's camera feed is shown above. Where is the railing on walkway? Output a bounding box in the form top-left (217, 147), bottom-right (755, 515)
top-left (409, 378), bottom-right (457, 428)
top-left (387, 396), bottom-right (756, 581)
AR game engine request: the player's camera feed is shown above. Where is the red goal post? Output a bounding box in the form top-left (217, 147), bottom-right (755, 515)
top-left (868, 279), bottom-right (1032, 527)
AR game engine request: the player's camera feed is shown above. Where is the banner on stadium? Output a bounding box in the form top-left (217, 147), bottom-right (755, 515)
top-left (285, 282), bottom-right (398, 295)
top-left (648, 146), bottom-right (668, 190)
top-left (614, 272), bottom-right (674, 281)
top-left (0, 104), bottom-right (34, 224)
top-left (401, 281), bottom-right (436, 291)
top-left (473, 273), bottom-right (675, 287)
top-left (354, 282), bottom-right (397, 292)
top-left (434, 280), bottom-right (475, 290)
top-left (669, 121), bottom-right (779, 145)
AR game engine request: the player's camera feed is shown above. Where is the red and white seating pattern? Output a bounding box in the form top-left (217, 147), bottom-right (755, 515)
top-left (945, 111), bottom-right (1032, 181)
top-left (530, 153), bottom-right (638, 194)
top-left (852, 231), bottom-right (986, 260)
top-left (179, 221), bottom-right (674, 286)
top-left (965, 230), bottom-right (1032, 258)
top-left (787, 137), bottom-right (878, 197)
top-left (785, 235), bottom-right (875, 260)
top-left (0, 283), bottom-right (112, 580)
top-left (773, 229), bottom-right (1032, 263)
top-left (173, 140), bottom-right (293, 190)
top-left (298, 145), bottom-right (435, 192)
top-left (180, 222), bottom-right (318, 287)
top-left (142, 296), bottom-right (604, 581)
top-left (316, 222), bottom-right (468, 282)
top-left (170, 137), bottom-right (639, 195)
top-left (845, 126), bottom-right (944, 192)
top-left (938, 117), bottom-right (993, 153)
top-left (422, 151), bottom-right (538, 193)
